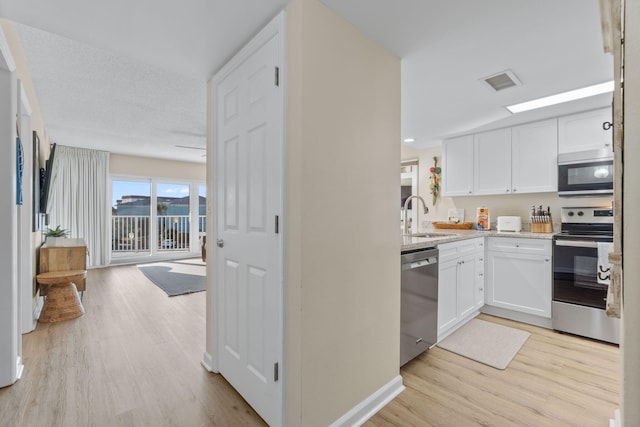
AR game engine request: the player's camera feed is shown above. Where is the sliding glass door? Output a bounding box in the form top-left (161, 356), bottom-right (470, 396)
top-left (111, 178), bottom-right (205, 262)
top-left (157, 182), bottom-right (190, 252)
top-left (112, 180), bottom-right (151, 257)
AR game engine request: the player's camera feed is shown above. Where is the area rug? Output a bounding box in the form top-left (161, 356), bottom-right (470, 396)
top-left (137, 258), bottom-right (206, 297)
top-left (437, 318), bottom-right (530, 370)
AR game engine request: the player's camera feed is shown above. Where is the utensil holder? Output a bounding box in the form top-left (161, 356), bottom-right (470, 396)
top-left (530, 215), bottom-right (553, 233)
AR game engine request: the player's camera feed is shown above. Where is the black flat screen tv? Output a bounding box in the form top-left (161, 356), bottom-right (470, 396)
top-left (39, 143), bottom-right (56, 214)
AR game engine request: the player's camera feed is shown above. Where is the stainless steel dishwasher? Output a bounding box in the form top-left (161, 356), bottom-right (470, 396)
top-left (400, 247), bottom-right (438, 366)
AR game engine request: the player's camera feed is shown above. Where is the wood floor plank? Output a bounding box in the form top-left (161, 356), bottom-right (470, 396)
top-left (0, 263), bottom-right (267, 427)
top-left (1, 265), bottom-right (620, 427)
top-left (365, 313), bottom-right (620, 427)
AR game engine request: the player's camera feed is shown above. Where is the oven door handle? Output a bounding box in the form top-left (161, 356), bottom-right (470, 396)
top-left (554, 239), bottom-right (598, 248)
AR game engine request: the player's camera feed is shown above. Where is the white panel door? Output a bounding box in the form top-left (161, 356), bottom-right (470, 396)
top-left (442, 135), bottom-right (473, 196)
top-left (511, 119), bottom-right (558, 194)
top-left (213, 16), bottom-right (283, 427)
top-left (473, 128), bottom-right (512, 195)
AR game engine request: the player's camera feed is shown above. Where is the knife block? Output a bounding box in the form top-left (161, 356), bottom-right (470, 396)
top-left (530, 215), bottom-right (553, 233)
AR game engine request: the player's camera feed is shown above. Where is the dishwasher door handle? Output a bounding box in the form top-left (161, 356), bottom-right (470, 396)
top-left (404, 258), bottom-right (438, 270)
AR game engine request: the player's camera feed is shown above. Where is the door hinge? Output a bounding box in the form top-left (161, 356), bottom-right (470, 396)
top-left (274, 362), bottom-right (279, 382)
top-left (275, 215), bottom-right (279, 234)
top-left (275, 66), bottom-right (280, 87)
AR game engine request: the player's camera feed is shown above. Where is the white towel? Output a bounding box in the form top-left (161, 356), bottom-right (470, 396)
top-left (597, 242), bottom-right (612, 285)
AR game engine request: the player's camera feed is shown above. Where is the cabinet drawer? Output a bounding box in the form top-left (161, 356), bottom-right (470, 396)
top-left (438, 237), bottom-right (484, 262)
top-left (488, 237), bottom-right (551, 255)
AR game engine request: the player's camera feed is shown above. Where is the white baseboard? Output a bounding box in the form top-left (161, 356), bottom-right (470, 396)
top-left (329, 375), bottom-right (404, 427)
top-left (609, 408), bottom-right (620, 427)
top-left (16, 356), bottom-right (23, 380)
top-left (201, 351), bottom-right (215, 372)
top-left (481, 305), bottom-right (553, 329)
top-left (33, 296), bottom-right (44, 324)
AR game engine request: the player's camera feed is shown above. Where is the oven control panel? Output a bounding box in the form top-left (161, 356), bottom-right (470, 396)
top-left (560, 207), bottom-right (613, 224)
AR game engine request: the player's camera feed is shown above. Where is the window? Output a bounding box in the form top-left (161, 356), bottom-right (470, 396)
top-left (111, 178), bottom-right (205, 261)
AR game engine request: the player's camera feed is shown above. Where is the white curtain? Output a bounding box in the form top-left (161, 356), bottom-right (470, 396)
top-left (47, 145), bottom-right (110, 267)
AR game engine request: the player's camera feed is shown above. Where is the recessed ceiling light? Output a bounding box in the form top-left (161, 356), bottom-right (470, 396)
top-left (506, 81), bottom-right (614, 114)
top-left (403, 138), bottom-right (415, 143)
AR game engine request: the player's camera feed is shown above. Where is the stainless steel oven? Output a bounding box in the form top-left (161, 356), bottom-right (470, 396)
top-left (552, 207), bottom-right (619, 344)
top-left (558, 149), bottom-right (613, 197)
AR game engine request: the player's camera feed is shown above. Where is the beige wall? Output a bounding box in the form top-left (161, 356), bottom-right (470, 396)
top-left (0, 19), bottom-right (49, 158)
top-left (110, 153), bottom-right (205, 181)
top-left (285, 1), bottom-right (401, 425)
top-left (623, 2), bottom-right (640, 424)
top-left (0, 19), bottom-right (49, 308)
top-left (402, 145), bottom-right (613, 232)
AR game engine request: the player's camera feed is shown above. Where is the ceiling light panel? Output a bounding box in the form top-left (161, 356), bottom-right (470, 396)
top-left (506, 81), bottom-right (614, 113)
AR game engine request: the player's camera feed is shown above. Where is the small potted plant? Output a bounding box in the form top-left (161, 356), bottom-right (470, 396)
top-left (44, 225), bottom-right (69, 246)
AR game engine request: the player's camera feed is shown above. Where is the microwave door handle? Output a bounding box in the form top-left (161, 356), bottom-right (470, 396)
top-left (555, 240), bottom-right (598, 248)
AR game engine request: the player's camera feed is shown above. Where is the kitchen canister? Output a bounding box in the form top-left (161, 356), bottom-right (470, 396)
top-left (477, 206), bottom-right (490, 231)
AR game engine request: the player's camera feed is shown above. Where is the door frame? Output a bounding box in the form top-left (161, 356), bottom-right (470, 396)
top-left (17, 80), bottom-right (38, 335)
top-left (0, 25), bottom-right (22, 387)
top-left (203, 10), bottom-right (286, 425)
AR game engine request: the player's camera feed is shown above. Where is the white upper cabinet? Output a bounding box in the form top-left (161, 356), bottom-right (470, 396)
top-left (558, 107), bottom-right (613, 155)
top-left (473, 128), bottom-right (511, 195)
top-left (442, 135), bottom-right (473, 196)
top-left (511, 119), bottom-right (558, 194)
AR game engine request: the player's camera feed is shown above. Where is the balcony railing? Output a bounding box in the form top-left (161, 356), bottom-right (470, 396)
top-left (112, 215), bottom-right (206, 255)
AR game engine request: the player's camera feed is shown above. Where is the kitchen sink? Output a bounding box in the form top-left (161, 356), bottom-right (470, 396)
top-left (404, 232), bottom-right (454, 238)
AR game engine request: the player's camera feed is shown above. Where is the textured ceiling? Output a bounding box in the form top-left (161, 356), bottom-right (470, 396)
top-left (16, 24), bottom-right (208, 163)
top-left (1, 0), bottom-right (287, 164)
top-left (2, 0), bottom-right (614, 160)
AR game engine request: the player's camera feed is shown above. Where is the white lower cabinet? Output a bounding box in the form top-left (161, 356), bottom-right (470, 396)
top-left (437, 238), bottom-right (484, 341)
top-left (485, 237), bottom-right (552, 318)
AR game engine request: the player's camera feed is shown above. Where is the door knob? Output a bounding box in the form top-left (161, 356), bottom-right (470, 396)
top-left (217, 239), bottom-right (224, 248)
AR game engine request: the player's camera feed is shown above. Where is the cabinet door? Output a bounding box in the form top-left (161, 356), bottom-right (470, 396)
top-left (473, 128), bottom-right (512, 195)
top-left (457, 253), bottom-right (477, 319)
top-left (486, 251), bottom-right (552, 318)
top-left (437, 259), bottom-right (459, 336)
top-left (511, 119), bottom-right (558, 193)
top-left (558, 107), bottom-right (613, 155)
top-left (442, 135), bottom-right (473, 196)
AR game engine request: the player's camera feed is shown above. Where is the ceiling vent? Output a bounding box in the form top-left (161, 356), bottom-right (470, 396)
top-left (480, 70), bottom-right (522, 92)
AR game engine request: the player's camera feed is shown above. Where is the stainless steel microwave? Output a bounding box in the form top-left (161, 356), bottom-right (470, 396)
top-left (558, 149), bottom-right (613, 196)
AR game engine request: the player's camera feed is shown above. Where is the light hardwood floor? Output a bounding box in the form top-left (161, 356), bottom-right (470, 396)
top-left (0, 263), bottom-right (267, 427)
top-left (1, 265), bottom-right (619, 427)
top-left (366, 314), bottom-right (619, 427)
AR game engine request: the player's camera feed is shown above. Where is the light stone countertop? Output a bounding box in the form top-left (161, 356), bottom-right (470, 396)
top-left (401, 229), bottom-right (555, 252)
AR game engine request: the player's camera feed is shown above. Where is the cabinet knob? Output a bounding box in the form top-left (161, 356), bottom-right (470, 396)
top-left (516, 244), bottom-right (519, 248)
top-left (545, 258), bottom-right (550, 262)
top-left (603, 121), bottom-right (613, 131)
top-left (479, 287), bottom-right (484, 291)
top-left (479, 273), bottom-right (483, 277)
top-left (469, 191), bottom-right (472, 194)
top-left (479, 258), bottom-right (483, 261)
top-left (513, 188), bottom-right (517, 192)
top-left (506, 189), bottom-right (510, 193)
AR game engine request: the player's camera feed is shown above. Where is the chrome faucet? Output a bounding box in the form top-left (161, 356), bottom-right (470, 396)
top-left (403, 195), bottom-right (429, 235)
